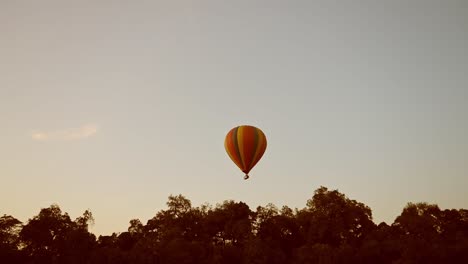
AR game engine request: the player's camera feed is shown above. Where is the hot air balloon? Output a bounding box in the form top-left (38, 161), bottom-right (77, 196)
top-left (224, 125), bottom-right (267, 180)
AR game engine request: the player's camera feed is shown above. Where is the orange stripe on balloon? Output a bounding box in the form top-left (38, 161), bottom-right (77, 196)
top-left (231, 127), bottom-right (243, 170)
top-left (242, 126), bottom-right (256, 173)
top-left (225, 129), bottom-right (243, 170)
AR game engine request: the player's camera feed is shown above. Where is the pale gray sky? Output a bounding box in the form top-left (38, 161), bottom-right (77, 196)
top-left (1, 0), bottom-right (467, 235)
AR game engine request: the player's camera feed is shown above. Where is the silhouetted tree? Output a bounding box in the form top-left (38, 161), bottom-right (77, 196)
top-left (20, 204), bottom-right (96, 264)
top-left (293, 186), bottom-right (375, 263)
top-left (391, 203), bottom-right (468, 263)
top-left (145, 194), bottom-right (212, 263)
top-left (0, 214), bottom-right (23, 262)
top-left (250, 204), bottom-right (299, 263)
top-left (128, 219), bottom-right (144, 234)
top-left (3, 186), bottom-right (468, 263)
top-left (355, 222), bottom-right (402, 264)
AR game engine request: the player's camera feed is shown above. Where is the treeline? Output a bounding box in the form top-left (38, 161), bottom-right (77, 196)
top-left (1, 186), bottom-right (467, 264)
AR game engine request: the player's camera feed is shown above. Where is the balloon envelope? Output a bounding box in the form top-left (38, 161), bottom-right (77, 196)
top-left (224, 125), bottom-right (267, 178)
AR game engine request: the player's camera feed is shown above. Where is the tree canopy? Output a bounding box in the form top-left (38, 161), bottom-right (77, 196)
top-left (1, 186), bottom-right (467, 264)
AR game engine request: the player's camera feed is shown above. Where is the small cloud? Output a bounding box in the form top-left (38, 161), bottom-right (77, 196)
top-left (32, 132), bottom-right (48, 141)
top-left (31, 123), bottom-right (99, 141)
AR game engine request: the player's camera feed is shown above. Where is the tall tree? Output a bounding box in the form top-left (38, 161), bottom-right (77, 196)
top-left (20, 204), bottom-right (96, 264)
top-left (0, 214), bottom-right (23, 262)
top-left (303, 186), bottom-right (375, 246)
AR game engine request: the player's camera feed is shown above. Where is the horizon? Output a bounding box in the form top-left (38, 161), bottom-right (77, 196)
top-left (5, 185), bottom-right (466, 237)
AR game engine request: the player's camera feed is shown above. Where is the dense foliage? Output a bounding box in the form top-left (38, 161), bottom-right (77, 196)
top-left (2, 186), bottom-right (467, 263)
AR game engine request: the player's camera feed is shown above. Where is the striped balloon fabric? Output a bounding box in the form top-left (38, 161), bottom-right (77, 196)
top-left (224, 125), bottom-right (267, 180)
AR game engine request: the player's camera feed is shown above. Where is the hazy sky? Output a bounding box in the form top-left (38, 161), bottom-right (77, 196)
top-left (1, 0), bottom-right (467, 236)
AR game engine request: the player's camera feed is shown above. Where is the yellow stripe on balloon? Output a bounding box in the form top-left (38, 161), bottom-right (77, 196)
top-left (237, 126), bottom-right (246, 171)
